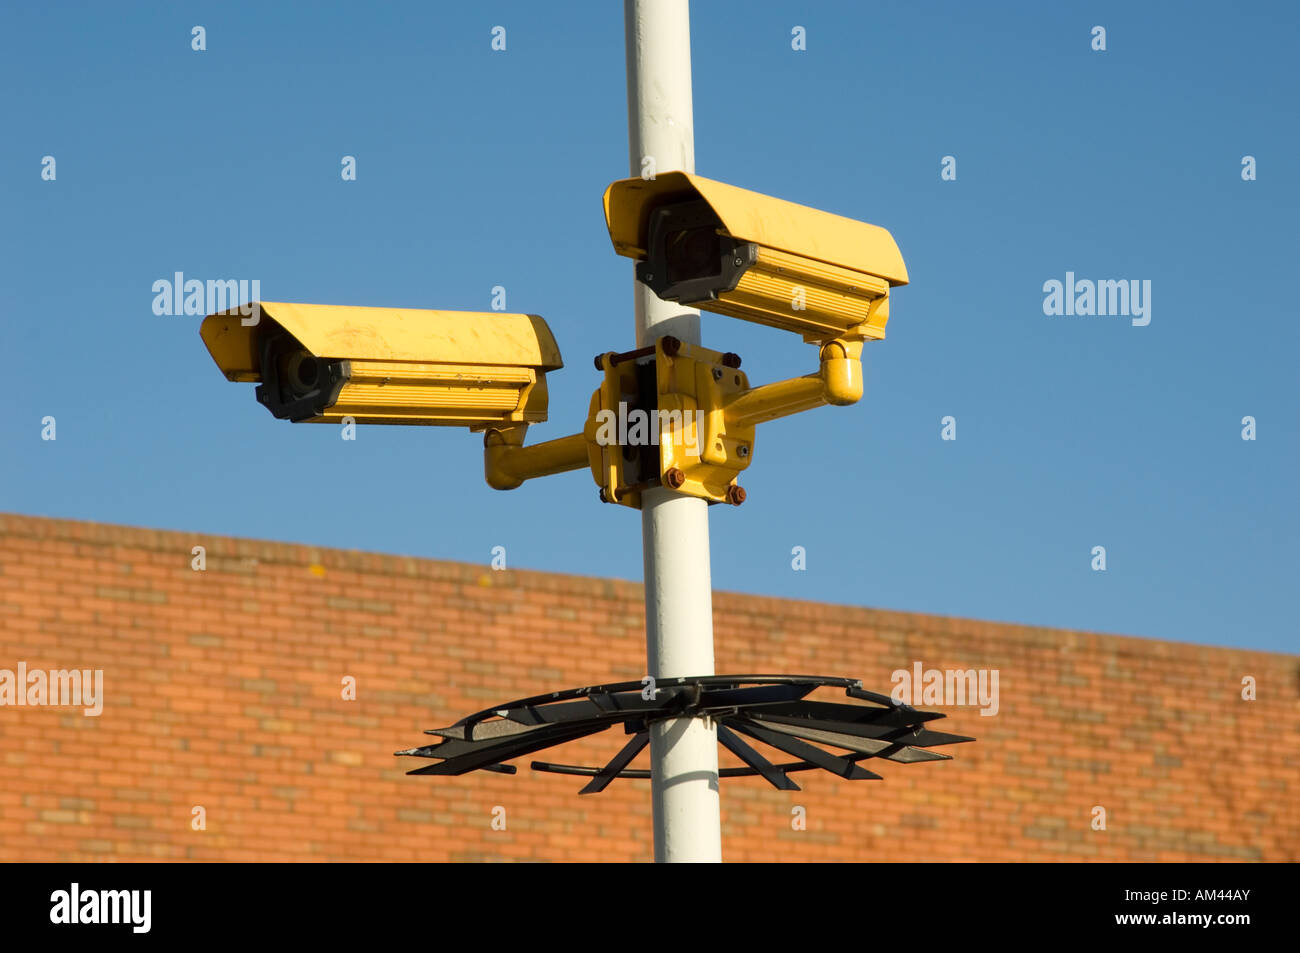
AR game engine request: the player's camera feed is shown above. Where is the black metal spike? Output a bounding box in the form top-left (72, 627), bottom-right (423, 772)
top-left (579, 731), bottom-right (650, 795)
top-left (716, 723), bottom-right (800, 791)
top-left (726, 718), bottom-right (883, 781)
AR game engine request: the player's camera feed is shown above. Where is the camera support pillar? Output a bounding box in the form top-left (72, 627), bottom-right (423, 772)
top-left (626, 0), bottom-right (723, 864)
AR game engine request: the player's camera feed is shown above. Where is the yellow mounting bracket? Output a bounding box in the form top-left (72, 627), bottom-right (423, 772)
top-left (586, 338), bottom-right (753, 509)
top-left (482, 334), bottom-right (867, 508)
top-left (584, 334), bottom-right (866, 508)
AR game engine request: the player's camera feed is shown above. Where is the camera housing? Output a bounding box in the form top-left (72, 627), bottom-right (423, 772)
top-left (199, 302), bottom-right (563, 427)
top-left (603, 172), bottom-right (908, 343)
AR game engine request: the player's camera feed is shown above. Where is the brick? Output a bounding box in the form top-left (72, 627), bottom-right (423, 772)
top-left (0, 512), bottom-right (1295, 862)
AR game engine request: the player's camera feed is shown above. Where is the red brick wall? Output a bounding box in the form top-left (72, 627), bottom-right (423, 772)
top-left (0, 513), bottom-right (1295, 861)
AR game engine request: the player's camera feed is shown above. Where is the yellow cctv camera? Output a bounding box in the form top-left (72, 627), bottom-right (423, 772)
top-left (199, 302), bottom-right (563, 427)
top-left (603, 172), bottom-right (908, 343)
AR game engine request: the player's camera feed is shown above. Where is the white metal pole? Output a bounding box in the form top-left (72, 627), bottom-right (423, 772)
top-left (624, 0), bottom-right (723, 864)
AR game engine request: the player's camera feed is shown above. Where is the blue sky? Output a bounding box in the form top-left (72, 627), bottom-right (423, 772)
top-left (2, 1), bottom-right (1295, 653)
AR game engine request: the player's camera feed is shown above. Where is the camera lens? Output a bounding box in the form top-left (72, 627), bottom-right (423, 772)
top-left (665, 227), bottom-right (719, 284)
top-left (295, 357), bottom-right (318, 387)
top-left (286, 352), bottom-right (319, 394)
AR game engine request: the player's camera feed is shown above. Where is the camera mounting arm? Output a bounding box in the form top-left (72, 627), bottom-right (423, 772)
top-left (722, 336), bottom-right (864, 430)
top-left (482, 425), bottom-right (588, 491)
